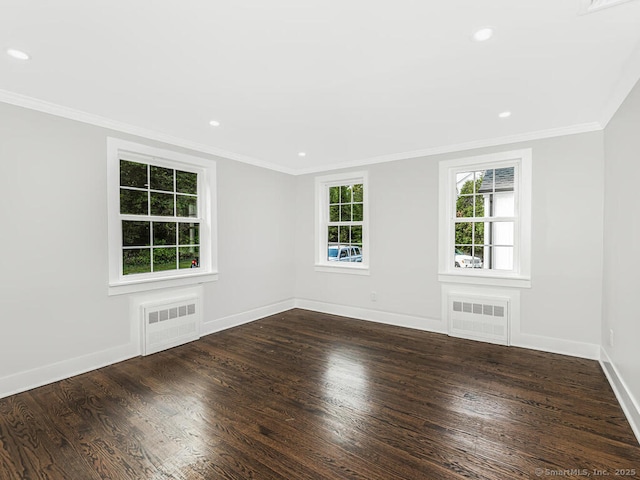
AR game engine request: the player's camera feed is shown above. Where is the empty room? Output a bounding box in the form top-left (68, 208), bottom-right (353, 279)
top-left (1, 1), bottom-right (640, 478)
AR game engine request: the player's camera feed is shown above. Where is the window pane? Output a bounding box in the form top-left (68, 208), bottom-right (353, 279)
top-left (493, 192), bottom-right (515, 217)
top-left (340, 204), bottom-right (352, 222)
top-left (454, 246), bottom-right (467, 268)
top-left (455, 222), bottom-right (473, 246)
top-left (329, 186), bottom-right (340, 204)
top-left (340, 185), bottom-right (352, 203)
top-left (150, 166), bottom-right (174, 192)
top-left (351, 225), bottom-right (362, 244)
top-left (494, 167), bottom-right (515, 192)
top-left (177, 195), bottom-right (197, 217)
top-left (120, 160), bottom-right (147, 188)
top-left (150, 192), bottom-right (174, 216)
top-left (454, 245), bottom-right (483, 269)
top-left (473, 222), bottom-right (485, 244)
top-left (329, 205), bottom-right (340, 222)
top-left (179, 247), bottom-right (200, 269)
top-left (179, 223), bottom-right (200, 245)
top-left (339, 226), bottom-right (350, 243)
top-left (474, 195), bottom-right (485, 217)
top-left (328, 226), bottom-right (339, 243)
top-left (120, 189), bottom-right (148, 215)
top-left (122, 221), bottom-right (150, 247)
top-left (153, 222), bottom-right (176, 246)
top-left (456, 195), bottom-right (474, 218)
top-left (474, 171), bottom-right (487, 193)
top-left (476, 169), bottom-right (494, 194)
top-left (176, 170), bottom-right (197, 194)
top-left (472, 246), bottom-right (486, 267)
top-left (490, 221), bottom-right (514, 246)
top-left (353, 203), bottom-right (363, 222)
top-left (456, 172), bottom-right (474, 195)
top-left (123, 248), bottom-right (151, 275)
top-left (153, 247), bottom-right (177, 272)
top-left (492, 246), bottom-right (514, 270)
top-left (353, 184), bottom-right (364, 202)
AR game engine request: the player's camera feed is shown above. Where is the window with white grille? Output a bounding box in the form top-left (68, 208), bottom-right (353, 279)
top-left (315, 171), bottom-right (369, 274)
top-left (108, 138), bottom-right (218, 294)
top-left (438, 149), bottom-right (532, 288)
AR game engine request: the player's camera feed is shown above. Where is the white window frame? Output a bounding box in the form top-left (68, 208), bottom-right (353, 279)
top-left (315, 171), bottom-right (370, 275)
top-left (107, 138), bottom-right (218, 295)
top-left (438, 149), bottom-right (532, 288)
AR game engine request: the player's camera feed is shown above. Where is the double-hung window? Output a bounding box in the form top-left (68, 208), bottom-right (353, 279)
top-left (108, 138), bottom-right (217, 294)
top-left (315, 171), bottom-right (369, 273)
top-left (438, 149), bottom-right (531, 287)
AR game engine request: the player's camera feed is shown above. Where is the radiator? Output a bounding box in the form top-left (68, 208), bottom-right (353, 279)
top-left (448, 294), bottom-right (510, 346)
top-left (142, 294), bottom-right (201, 356)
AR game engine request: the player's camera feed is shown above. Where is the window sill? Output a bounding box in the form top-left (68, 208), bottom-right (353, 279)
top-left (108, 271), bottom-right (219, 296)
top-left (438, 272), bottom-right (531, 288)
top-left (315, 264), bottom-right (370, 276)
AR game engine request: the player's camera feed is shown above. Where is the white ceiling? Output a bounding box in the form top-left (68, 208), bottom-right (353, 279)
top-left (2, 0), bottom-right (640, 174)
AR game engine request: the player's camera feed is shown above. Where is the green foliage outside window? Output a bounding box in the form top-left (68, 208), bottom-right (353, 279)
top-left (120, 159), bottom-right (200, 275)
top-left (455, 177), bottom-right (485, 248)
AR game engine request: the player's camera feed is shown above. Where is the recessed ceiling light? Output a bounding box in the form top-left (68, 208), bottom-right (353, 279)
top-left (6, 48), bottom-right (30, 60)
top-left (298, 152), bottom-right (307, 157)
top-left (472, 27), bottom-right (494, 42)
top-left (209, 120), bottom-right (220, 127)
top-left (498, 111), bottom-right (512, 118)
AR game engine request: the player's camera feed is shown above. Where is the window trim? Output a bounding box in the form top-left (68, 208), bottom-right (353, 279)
top-left (107, 138), bottom-right (218, 295)
top-left (314, 171), bottom-right (370, 275)
top-left (438, 149), bottom-right (532, 288)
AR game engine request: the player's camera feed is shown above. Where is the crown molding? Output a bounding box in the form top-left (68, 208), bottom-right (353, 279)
top-left (0, 89), bottom-right (606, 177)
top-left (0, 89), bottom-right (296, 175)
top-left (599, 39), bottom-right (640, 128)
top-left (293, 121), bottom-right (603, 175)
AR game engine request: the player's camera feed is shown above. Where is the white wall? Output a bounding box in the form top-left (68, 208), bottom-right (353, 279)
top-left (0, 102), bottom-right (295, 396)
top-left (602, 77), bottom-right (640, 437)
top-left (2, 90), bottom-right (636, 441)
top-left (0, 95), bottom-right (619, 403)
top-left (294, 132), bottom-right (605, 357)
top-left (294, 157), bottom-right (442, 329)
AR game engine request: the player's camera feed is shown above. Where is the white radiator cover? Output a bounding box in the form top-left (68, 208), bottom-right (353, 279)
top-left (141, 294), bottom-right (201, 356)
top-left (447, 293), bottom-right (510, 346)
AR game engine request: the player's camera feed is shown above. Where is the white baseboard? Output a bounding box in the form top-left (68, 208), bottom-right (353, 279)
top-left (0, 299), bottom-right (295, 401)
top-left (294, 299), bottom-right (446, 334)
top-left (201, 299), bottom-right (296, 336)
top-left (600, 347), bottom-right (640, 445)
top-left (0, 343), bottom-right (139, 400)
top-left (0, 297), bottom-right (616, 411)
top-left (511, 332), bottom-right (600, 360)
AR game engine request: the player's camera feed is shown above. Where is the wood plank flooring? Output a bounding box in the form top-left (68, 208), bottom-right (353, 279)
top-left (1, 309), bottom-right (638, 479)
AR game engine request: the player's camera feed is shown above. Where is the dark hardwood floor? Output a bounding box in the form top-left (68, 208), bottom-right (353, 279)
top-left (1, 309), bottom-right (638, 479)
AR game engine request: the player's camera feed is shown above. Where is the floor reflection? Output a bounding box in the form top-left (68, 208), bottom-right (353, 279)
top-left (323, 349), bottom-right (370, 413)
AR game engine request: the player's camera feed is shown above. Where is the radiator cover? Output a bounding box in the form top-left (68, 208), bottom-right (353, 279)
top-left (448, 293), bottom-right (510, 346)
top-left (142, 294), bottom-right (201, 355)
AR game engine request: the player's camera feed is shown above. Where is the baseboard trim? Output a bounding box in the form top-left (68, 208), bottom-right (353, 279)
top-left (0, 343), bottom-right (139, 400)
top-left (511, 332), bottom-right (600, 360)
top-left (201, 299), bottom-right (296, 336)
top-left (0, 298), bottom-right (614, 406)
top-left (0, 299), bottom-right (295, 401)
top-left (294, 299), bottom-right (446, 334)
top-left (600, 347), bottom-right (640, 445)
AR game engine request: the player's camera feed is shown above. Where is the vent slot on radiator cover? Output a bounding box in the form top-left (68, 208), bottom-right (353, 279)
top-left (142, 295), bottom-right (201, 355)
top-left (448, 294), bottom-right (509, 346)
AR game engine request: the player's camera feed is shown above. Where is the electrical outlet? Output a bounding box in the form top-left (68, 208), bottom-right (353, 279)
top-left (609, 329), bottom-right (614, 347)
top-left (370, 291), bottom-right (377, 302)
